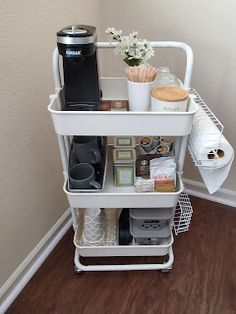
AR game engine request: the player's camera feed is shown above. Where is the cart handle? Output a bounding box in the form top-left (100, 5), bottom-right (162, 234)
top-left (53, 41), bottom-right (193, 93)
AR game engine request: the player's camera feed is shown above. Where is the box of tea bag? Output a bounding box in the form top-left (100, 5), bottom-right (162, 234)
top-left (113, 136), bottom-right (136, 148)
top-left (113, 148), bottom-right (136, 186)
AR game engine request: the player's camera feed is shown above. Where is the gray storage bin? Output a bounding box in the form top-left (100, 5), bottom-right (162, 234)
top-left (129, 208), bottom-right (173, 243)
top-left (130, 219), bottom-right (171, 238)
top-left (130, 208), bottom-right (174, 220)
top-left (135, 236), bottom-right (171, 246)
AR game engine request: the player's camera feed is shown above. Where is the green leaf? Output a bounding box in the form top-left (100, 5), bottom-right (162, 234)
top-left (123, 57), bottom-right (142, 67)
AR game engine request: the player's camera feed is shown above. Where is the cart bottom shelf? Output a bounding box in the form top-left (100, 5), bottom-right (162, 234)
top-left (74, 208), bottom-right (174, 257)
top-left (74, 234), bottom-right (174, 257)
top-left (74, 246), bottom-right (174, 272)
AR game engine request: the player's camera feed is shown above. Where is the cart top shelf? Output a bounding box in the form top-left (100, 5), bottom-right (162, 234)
top-left (48, 77), bottom-right (198, 136)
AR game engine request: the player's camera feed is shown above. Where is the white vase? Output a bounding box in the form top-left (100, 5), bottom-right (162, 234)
top-left (127, 80), bottom-right (153, 112)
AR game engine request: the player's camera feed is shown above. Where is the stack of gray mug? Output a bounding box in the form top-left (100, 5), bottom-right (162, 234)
top-left (69, 136), bottom-right (103, 191)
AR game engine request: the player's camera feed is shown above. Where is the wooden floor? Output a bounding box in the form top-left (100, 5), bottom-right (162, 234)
top-left (7, 197), bottom-right (236, 314)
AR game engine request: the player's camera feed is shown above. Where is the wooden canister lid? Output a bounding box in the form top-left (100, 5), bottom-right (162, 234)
top-left (151, 86), bottom-right (189, 102)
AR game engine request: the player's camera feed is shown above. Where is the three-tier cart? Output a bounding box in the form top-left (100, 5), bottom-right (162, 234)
top-left (48, 41), bottom-right (199, 272)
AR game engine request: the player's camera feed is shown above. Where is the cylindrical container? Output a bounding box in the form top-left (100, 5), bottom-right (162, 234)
top-left (155, 72), bottom-right (180, 88)
top-left (160, 136), bottom-right (175, 151)
top-left (156, 144), bottom-right (170, 157)
top-left (127, 80), bottom-right (153, 112)
top-left (151, 87), bottom-right (189, 112)
top-left (152, 136), bottom-right (161, 148)
top-left (139, 136), bottom-right (153, 153)
top-left (82, 208), bottom-right (105, 244)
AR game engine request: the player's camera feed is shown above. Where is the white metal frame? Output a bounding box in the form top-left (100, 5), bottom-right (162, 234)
top-left (74, 246), bottom-right (174, 272)
top-left (51, 41), bottom-right (194, 272)
top-left (53, 41), bottom-right (194, 91)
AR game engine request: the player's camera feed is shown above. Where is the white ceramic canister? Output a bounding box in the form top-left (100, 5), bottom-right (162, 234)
top-left (127, 80), bottom-right (153, 112)
top-left (151, 86), bottom-right (189, 112)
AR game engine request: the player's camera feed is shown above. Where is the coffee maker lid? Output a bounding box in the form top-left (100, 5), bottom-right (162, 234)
top-left (57, 25), bottom-right (96, 45)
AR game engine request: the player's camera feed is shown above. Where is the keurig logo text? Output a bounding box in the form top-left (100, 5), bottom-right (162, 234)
top-left (66, 50), bottom-right (81, 56)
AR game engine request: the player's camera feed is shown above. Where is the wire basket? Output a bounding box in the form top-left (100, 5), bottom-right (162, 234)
top-left (174, 192), bottom-right (193, 235)
top-left (76, 208), bottom-right (117, 246)
top-left (188, 89), bottom-right (224, 168)
top-left (82, 209), bottom-right (105, 245)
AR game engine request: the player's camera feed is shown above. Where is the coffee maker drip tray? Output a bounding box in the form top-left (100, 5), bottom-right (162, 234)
top-left (64, 102), bottom-right (100, 111)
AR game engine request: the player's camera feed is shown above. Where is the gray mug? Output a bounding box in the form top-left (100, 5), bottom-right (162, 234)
top-left (69, 163), bottom-right (101, 189)
top-left (73, 136), bottom-right (101, 165)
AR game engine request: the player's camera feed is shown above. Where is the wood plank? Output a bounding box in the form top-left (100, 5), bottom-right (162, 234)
top-left (7, 197), bottom-right (236, 314)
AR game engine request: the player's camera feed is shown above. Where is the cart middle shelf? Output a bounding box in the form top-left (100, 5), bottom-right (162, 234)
top-left (64, 147), bottom-right (183, 208)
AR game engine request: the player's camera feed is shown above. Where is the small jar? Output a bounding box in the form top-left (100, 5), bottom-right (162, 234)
top-left (151, 86), bottom-right (189, 112)
top-left (156, 67), bottom-right (180, 88)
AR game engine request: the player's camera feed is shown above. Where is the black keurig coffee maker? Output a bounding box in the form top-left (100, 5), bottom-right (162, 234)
top-left (57, 25), bottom-right (101, 111)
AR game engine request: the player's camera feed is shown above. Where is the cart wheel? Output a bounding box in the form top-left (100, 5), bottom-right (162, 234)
top-left (161, 265), bottom-right (172, 273)
top-left (74, 265), bottom-right (83, 274)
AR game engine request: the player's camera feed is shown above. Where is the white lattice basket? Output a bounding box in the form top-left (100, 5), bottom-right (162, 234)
top-left (174, 192), bottom-right (193, 235)
top-left (75, 208), bottom-right (117, 246)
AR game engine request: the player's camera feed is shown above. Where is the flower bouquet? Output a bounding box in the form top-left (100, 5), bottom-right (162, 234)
top-left (105, 27), bottom-right (157, 111)
top-left (105, 27), bottom-right (155, 67)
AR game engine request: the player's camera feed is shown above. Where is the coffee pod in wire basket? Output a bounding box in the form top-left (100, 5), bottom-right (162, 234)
top-left (160, 136), bottom-right (174, 151)
top-left (82, 208), bottom-right (105, 245)
top-left (152, 136), bottom-right (161, 148)
top-left (139, 136), bottom-right (153, 153)
top-left (156, 144), bottom-right (170, 156)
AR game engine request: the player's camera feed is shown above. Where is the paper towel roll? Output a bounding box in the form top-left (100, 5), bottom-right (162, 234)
top-left (191, 107), bottom-right (222, 144)
top-left (198, 152), bottom-right (234, 194)
top-left (189, 107), bottom-right (234, 194)
top-left (197, 135), bottom-right (234, 168)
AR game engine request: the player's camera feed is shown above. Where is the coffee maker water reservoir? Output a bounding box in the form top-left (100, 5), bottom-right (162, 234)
top-left (57, 25), bottom-right (101, 111)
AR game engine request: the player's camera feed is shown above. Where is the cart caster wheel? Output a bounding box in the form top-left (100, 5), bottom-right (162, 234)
top-left (161, 266), bottom-right (172, 273)
top-left (74, 266), bottom-right (83, 274)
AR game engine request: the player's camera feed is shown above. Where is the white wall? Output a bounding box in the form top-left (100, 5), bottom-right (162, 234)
top-left (98, 0), bottom-right (236, 190)
top-left (0, 0), bottom-right (101, 288)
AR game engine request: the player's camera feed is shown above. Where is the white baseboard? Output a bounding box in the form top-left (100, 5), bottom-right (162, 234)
top-left (183, 178), bottom-right (236, 208)
top-left (0, 208), bottom-right (72, 314)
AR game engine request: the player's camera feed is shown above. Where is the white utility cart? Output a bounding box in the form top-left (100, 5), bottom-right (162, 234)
top-left (48, 41), bottom-right (200, 273)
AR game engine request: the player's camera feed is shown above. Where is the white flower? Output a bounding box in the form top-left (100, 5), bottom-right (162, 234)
top-left (105, 27), bottom-right (122, 41)
top-left (105, 27), bottom-right (115, 34)
top-left (128, 31), bottom-right (138, 45)
top-left (131, 31), bottom-right (138, 37)
top-left (105, 27), bottom-right (155, 66)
